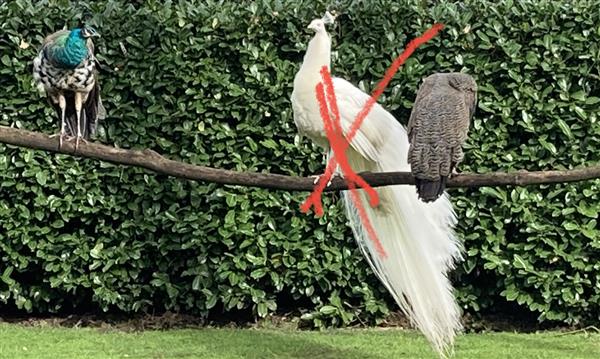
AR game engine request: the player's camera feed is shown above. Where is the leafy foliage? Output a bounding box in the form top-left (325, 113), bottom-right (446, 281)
top-left (0, 0), bottom-right (598, 326)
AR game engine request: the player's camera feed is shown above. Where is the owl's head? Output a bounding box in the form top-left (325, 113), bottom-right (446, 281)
top-left (448, 73), bottom-right (477, 93)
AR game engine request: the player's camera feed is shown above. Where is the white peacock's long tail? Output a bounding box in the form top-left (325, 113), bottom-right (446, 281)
top-left (339, 117), bottom-right (463, 357)
top-left (291, 14), bottom-right (464, 357)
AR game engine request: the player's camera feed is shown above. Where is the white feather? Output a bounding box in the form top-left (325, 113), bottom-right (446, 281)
top-left (291, 18), bottom-right (463, 357)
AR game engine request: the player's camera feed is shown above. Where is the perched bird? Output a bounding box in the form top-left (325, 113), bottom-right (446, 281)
top-left (291, 14), bottom-right (463, 357)
top-left (33, 25), bottom-right (105, 150)
top-left (408, 73), bottom-right (477, 202)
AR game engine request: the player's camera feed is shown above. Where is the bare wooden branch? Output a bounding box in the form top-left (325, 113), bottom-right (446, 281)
top-left (0, 125), bottom-right (598, 191)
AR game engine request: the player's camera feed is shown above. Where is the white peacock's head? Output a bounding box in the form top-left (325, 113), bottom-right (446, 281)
top-left (307, 11), bottom-right (336, 33)
top-left (307, 19), bottom-right (326, 33)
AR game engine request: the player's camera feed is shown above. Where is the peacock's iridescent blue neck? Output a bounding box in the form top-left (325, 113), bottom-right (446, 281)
top-left (51, 30), bottom-right (88, 69)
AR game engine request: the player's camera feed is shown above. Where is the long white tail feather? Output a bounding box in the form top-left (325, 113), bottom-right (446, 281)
top-left (336, 119), bottom-right (463, 356)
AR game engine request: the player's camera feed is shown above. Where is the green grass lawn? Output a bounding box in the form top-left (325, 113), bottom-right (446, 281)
top-left (0, 324), bottom-right (598, 359)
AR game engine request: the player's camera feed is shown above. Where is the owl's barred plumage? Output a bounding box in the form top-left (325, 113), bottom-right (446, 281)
top-left (407, 72), bottom-right (477, 202)
top-left (32, 26), bottom-right (105, 148)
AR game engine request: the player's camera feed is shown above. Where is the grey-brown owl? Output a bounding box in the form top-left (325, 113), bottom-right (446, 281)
top-left (407, 72), bottom-right (477, 202)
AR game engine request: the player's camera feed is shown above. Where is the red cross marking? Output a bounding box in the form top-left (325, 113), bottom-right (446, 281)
top-left (300, 23), bottom-right (445, 258)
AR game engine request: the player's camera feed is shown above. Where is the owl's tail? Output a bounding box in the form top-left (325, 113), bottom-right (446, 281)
top-left (415, 176), bottom-right (447, 203)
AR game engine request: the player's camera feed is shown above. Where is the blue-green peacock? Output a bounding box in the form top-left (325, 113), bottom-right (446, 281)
top-left (33, 25), bottom-right (105, 149)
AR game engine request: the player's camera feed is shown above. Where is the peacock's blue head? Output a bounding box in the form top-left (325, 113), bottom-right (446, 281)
top-left (52, 26), bottom-right (99, 68)
top-left (70, 26), bottom-right (100, 40)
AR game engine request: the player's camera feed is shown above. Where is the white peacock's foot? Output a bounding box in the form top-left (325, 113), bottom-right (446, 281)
top-left (309, 174), bottom-right (337, 187)
top-left (309, 174), bottom-right (323, 185)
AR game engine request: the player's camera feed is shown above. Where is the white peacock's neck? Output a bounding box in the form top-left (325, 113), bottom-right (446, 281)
top-left (294, 31), bottom-right (331, 87)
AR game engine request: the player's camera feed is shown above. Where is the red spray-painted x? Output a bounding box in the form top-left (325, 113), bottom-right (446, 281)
top-left (300, 23), bottom-right (445, 258)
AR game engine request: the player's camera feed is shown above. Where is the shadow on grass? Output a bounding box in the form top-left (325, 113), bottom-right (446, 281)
top-left (191, 329), bottom-right (390, 359)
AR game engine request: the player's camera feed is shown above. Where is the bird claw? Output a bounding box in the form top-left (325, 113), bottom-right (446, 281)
top-left (310, 175), bottom-right (324, 185)
top-left (74, 136), bottom-right (88, 153)
top-left (49, 133), bottom-right (71, 150)
top-left (310, 173), bottom-right (340, 187)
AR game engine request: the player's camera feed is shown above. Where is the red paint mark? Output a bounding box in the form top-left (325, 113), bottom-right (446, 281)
top-left (300, 23), bottom-right (445, 258)
top-left (317, 72), bottom-right (385, 257)
top-left (347, 23), bottom-right (445, 143)
top-left (319, 67), bottom-right (380, 207)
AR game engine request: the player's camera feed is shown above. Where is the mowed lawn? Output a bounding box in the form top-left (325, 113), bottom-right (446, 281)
top-left (0, 324), bottom-right (598, 359)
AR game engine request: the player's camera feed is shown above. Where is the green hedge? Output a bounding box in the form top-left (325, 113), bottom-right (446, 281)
top-left (0, 0), bottom-right (599, 326)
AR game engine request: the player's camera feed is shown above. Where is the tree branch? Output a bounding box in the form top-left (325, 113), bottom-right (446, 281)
top-left (0, 125), bottom-right (598, 191)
